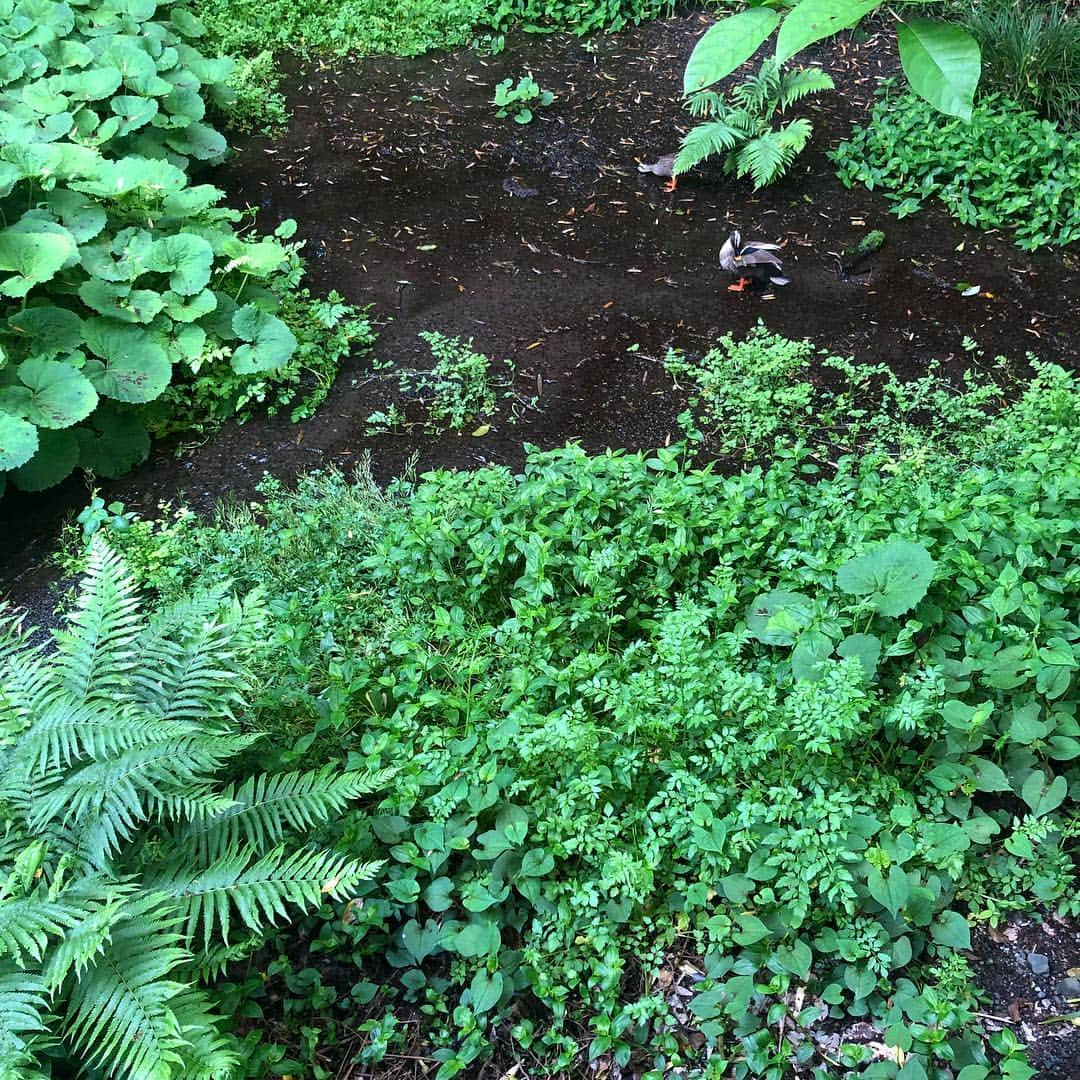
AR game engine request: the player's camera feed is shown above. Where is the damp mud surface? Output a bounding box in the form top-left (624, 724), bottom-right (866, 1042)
top-left (3, 12), bottom-right (1079, 603)
top-left (2, 12), bottom-right (1079, 1073)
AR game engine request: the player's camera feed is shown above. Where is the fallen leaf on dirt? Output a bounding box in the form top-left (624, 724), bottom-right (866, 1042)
top-left (961, 285), bottom-right (981, 297)
top-left (472, 425), bottom-right (490, 437)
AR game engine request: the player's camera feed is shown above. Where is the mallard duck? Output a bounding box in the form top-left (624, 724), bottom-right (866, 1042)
top-left (638, 154), bottom-right (678, 192)
top-left (719, 230), bottom-right (789, 292)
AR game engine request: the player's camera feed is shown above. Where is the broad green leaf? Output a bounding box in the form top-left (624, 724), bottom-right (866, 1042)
top-left (791, 629), bottom-right (833, 681)
top-left (401, 918), bottom-right (440, 963)
top-left (733, 913), bottom-right (771, 946)
top-left (747, 589), bottom-right (813, 646)
top-left (110, 95), bottom-right (158, 135)
top-left (836, 540), bottom-right (935, 616)
top-left (78, 278), bottom-right (164, 323)
top-left (0, 412), bottom-right (39, 470)
top-left (683, 10), bottom-right (781, 95)
top-left (18, 358), bottom-right (97, 428)
top-left (7, 306), bottom-right (83, 356)
top-left (468, 969), bottom-right (503, 1013)
top-left (929, 910), bottom-right (970, 950)
top-left (12, 426), bottom-right (79, 490)
top-left (519, 849), bottom-right (554, 877)
top-left (867, 865), bottom-right (909, 917)
top-left (774, 938), bottom-right (812, 980)
top-left (777, 0), bottom-right (880, 66)
top-left (82, 319), bottom-right (171, 402)
top-left (231, 306), bottom-right (297, 374)
top-left (970, 757), bottom-right (1010, 792)
top-left (0, 229), bottom-right (78, 297)
top-left (897, 19), bottom-right (980, 122)
top-left (45, 188), bottom-right (107, 243)
top-left (146, 234), bottom-right (214, 296)
top-left (73, 403), bottom-right (149, 477)
top-left (422, 877), bottom-right (454, 912)
top-left (452, 920), bottom-right (500, 958)
top-left (837, 633), bottom-right (881, 677)
top-left (1020, 771), bottom-right (1067, 818)
top-left (62, 66), bottom-right (123, 102)
top-left (162, 288), bottom-right (216, 322)
top-left (170, 8), bottom-right (207, 38)
top-left (165, 121), bottom-right (226, 161)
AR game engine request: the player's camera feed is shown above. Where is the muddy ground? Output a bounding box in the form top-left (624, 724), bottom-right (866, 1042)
top-left (1, 10), bottom-right (1078, 1073)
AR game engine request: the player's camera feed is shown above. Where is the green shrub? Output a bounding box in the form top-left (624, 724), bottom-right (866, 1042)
top-left (103, 366), bottom-right (1080, 1075)
top-left (220, 48), bottom-right (289, 135)
top-left (0, 539), bottom-right (383, 1078)
top-left (955, 0), bottom-right (1080, 128)
top-left (0, 0), bottom-right (358, 495)
top-left (832, 84), bottom-right (1080, 250)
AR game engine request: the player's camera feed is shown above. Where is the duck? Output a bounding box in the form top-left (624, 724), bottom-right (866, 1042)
top-left (719, 230), bottom-right (789, 292)
top-left (638, 154), bottom-right (678, 192)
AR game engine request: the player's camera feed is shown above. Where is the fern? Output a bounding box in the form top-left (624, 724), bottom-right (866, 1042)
top-left (679, 58), bottom-right (832, 187)
top-left (0, 537), bottom-right (384, 1078)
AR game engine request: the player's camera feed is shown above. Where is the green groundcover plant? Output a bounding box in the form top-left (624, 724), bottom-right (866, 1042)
top-left (0, 539), bottom-right (386, 1078)
top-left (831, 84), bottom-right (1080, 250)
top-left (90, 355), bottom-right (1080, 1077)
top-left (0, 0), bottom-right (371, 495)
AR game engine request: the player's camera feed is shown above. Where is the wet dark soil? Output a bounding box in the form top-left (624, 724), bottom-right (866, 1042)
top-left (2, 12), bottom-right (1078, 606)
top-left (1, 15), bottom-right (1078, 1071)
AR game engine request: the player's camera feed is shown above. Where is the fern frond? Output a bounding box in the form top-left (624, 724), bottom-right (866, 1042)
top-left (777, 117), bottom-right (814, 155)
top-left (133, 589), bottom-right (261, 724)
top-left (674, 120), bottom-right (741, 175)
top-left (686, 89), bottom-right (726, 118)
top-left (778, 67), bottom-right (835, 110)
top-left (189, 934), bottom-right (262, 982)
top-left (0, 614), bottom-right (54, 737)
top-left (153, 845), bottom-right (381, 950)
top-left (0, 897), bottom-right (82, 966)
top-left (732, 58), bottom-right (781, 116)
top-left (169, 987), bottom-right (241, 1079)
top-left (63, 895), bottom-right (191, 1080)
top-left (41, 882), bottom-right (134, 989)
top-left (734, 131), bottom-right (793, 190)
top-left (0, 966), bottom-right (50, 1079)
top-left (52, 539), bottom-right (142, 706)
top-left (179, 767), bottom-right (389, 863)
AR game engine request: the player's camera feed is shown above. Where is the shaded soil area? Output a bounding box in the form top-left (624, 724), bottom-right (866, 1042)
top-left (2, 11), bottom-right (1078, 609)
top-left (1, 13), bottom-right (1078, 1073)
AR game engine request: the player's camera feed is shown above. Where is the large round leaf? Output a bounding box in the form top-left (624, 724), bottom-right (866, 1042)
top-left (897, 19), bottom-right (980, 121)
top-left (684, 10), bottom-right (781, 94)
top-left (146, 233), bottom-right (214, 295)
top-left (230, 305), bottom-right (297, 373)
top-left (19, 357), bottom-right (98, 428)
top-left (0, 228), bottom-right (78, 297)
top-left (0, 411), bottom-right (39, 470)
top-left (776, 0), bottom-right (880, 66)
top-left (163, 287), bottom-right (216, 322)
top-left (82, 318), bottom-right (172, 402)
top-left (164, 120), bottom-right (226, 160)
top-left (74, 402), bottom-right (150, 478)
top-left (12, 426), bottom-right (79, 490)
top-left (62, 66), bottom-right (123, 101)
top-left (46, 188), bottom-right (107, 243)
top-left (79, 278), bottom-right (164, 323)
top-left (836, 540), bottom-right (936, 617)
top-left (747, 590), bottom-right (813, 646)
top-left (111, 94), bottom-right (159, 135)
top-left (7, 306), bottom-right (84, 356)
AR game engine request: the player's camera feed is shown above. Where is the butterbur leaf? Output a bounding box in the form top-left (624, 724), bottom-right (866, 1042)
top-left (78, 279), bottom-right (164, 323)
top-left (929, 910), bottom-right (971, 950)
top-left (836, 540), bottom-right (935, 616)
top-left (0, 412), bottom-right (39, 470)
top-left (146, 234), bottom-right (214, 296)
top-left (74, 403), bottom-right (150, 477)
top-left (747, 590), bottom-right (813, 646)
top-left (82, 319), bottom-right (171, 402)
top-left (897, 19), bottom-right (981, 121)
top-left (7, 307), bottom-right (83, 356)
top-left (684, 11), bottom-right (781, 94)
top-left (0, 228), bottom-right (78, 297)
top-left (12, 426), bottom-right (79, 490)
top-left (18, 358), bottom-right (98, 428)
top-left (165, 121), bottom-right (227, 161)
top-left (231, 306), bottom-right (297, 374)
top-left (791, 629), bottom-right (833, 681)
top-left (837, 633), bottom-right (881, 677)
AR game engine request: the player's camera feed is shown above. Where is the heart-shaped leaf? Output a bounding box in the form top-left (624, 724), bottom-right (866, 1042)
top-left (231, 305), bottom-right (297, 373)
top-left (747, 590), bottom-right (813, 646)
top-left (146, 233), bottom-right (214, 296)
top-left (18, 357), bottom-right (98, 428)
top-left (0, 412), bottom-right (39, 470)
top-left (82, 319), bottom-right (171, 402)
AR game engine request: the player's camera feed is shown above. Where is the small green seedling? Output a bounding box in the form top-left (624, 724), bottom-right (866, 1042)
top-left (493, 76), bottom-right (554, 124)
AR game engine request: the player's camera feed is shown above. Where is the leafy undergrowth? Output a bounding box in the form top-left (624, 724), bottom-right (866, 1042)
top-left (193, 0), bottom-right (677, 59)
top-left (93, 352), bottom-right (1080, 1078)
top-left (832, 84), bottom-right (1080, 251)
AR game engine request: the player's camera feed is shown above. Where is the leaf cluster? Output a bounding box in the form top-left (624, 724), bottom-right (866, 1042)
top-left (0, 539), bottom-right (384, 1078)
top-left (493, 74), bottom-right (554, 123)
top-left (108, 366), bottom-right (1080, 1076)
top-left (832, 84), bottom-right (1080, 250)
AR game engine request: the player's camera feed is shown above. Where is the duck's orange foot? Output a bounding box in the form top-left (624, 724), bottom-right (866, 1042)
top-left (727, 277), bottom-right (750, 293)
top-left (663, 177), bottom-right (677, 192)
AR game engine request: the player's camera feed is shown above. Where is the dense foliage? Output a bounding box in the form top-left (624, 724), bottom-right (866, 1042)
top-left (955, 0), bottom-right (1079, 129)
top-left (94, 345), bottom-right (1080, 1077)
top-left (192, 0), bottom-right (675, 59)
top-left (832, 86), bottom-right (1080, 250)
top-left (0, 539), bottom-right (384, 1078)
top-left (0, 0), bottom-right (370, 494)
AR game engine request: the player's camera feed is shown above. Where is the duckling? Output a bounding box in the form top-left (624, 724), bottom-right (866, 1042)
top-left (719, 230), bottom-right (790, 292)
top-left (638, 154), bottom-right (678, 192)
